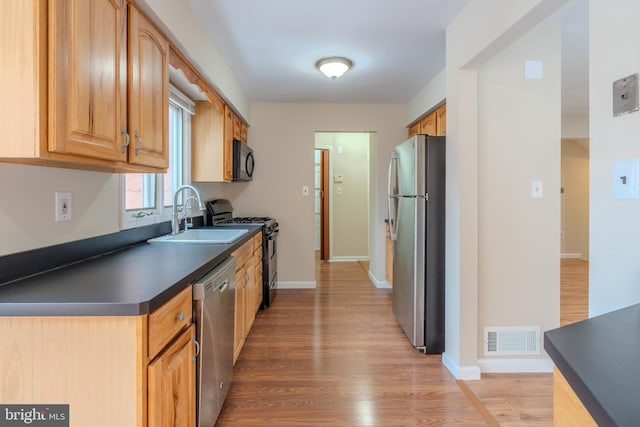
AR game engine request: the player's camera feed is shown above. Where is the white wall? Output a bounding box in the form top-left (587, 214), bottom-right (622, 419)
top-left (222, 103), bottom-right (406, 287)
top-left (407, 69), bottom-right (446, 126)
top-left (477, 21), bottom-right (561, 363)
top-left (589, 0), bottom-right (640, 316)
top-left (0, 163), bottom-right (120, 256)
top-left (443, 0), bottom-right (569, 379)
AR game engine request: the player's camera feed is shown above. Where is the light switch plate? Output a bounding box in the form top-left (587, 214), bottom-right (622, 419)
top-left (613, 74), bottom-right (639, 117)
top-left (524, 60), bottom-right (543, 80)
top-left (531, 180), bottom-right (543, 199)
top-left (612, 160), bottom-right (639, 199)
top-left (55, 191), bottom-right (72, 221)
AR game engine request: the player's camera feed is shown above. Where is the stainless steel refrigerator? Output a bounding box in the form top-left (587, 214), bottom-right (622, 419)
top-left (387, 134), bottom-right (445, 353)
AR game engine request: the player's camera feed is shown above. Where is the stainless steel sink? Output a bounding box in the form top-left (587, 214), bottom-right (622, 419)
top-left (147, 228), bottom-right (249, 244)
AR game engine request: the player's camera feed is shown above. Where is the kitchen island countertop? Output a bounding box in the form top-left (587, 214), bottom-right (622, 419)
top-left (544, 303), bottom-right (640, 427)
top-left (0, 225), bottom-right (262, 317)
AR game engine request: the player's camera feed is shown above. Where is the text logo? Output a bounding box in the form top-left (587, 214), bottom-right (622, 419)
top-left (0, 405), bottom-right (68, 427)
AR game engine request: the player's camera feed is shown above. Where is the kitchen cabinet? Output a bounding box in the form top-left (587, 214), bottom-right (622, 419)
top-left (408, 122), bottom-right (420, 138)
top-left (435, 104), bottom-right (446, 136)
top-left (0, 0), bottom-right (169, 173)
top-left (407, 104), bottom-right (446, 138)
top-left (127, 5), bottom-right (170, 170)
top-left (553, 368), bottom-right (597, 426)
top-left (419, 113), bottom-right (437, 135)
top-left (148, 324), bottom-right (196, 427)
top-left (232, 233), bottom-right (263, 364)
top-left (192, 94), bottom-right (230, 182)
top-left (0, 286), bottom-right (196, 427)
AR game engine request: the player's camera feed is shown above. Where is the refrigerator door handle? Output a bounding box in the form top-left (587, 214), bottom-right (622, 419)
top-left (387, 154), bottom-right (399, 241)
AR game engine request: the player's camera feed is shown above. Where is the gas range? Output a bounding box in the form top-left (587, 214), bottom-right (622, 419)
top-left (205, 199), bottom-right (279, 308)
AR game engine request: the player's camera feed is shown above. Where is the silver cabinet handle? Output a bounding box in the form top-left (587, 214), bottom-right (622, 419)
top-left (192, 336), bottom-right (200, 361)
top-left (133, 211), bottom-right (152, 218)
top-left (176, 312), bottom-right (185, 321)
top-left (120, 126), bottom-right (130, 153)
top-left (134, 130), bottom-right (143, 156)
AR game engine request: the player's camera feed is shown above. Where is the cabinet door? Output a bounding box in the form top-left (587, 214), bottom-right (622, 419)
top-left (128, 5), bottom-right (169, 169)
top-left (233, 268), bottom-right (246, 364)
top-left (408, 122), bottom-right (420, 138)
top-left (419, 113), bottom-right (436, 135)
top-left (192, 97), bottom-right (225, 182)
top-left (148, 324), bottom-right (196, 427)
top-left (436, 105), bottom-right (446, 136)
top-left (48, 0), bottom-right (127, 161)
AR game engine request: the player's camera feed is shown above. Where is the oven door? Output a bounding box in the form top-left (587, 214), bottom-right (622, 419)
top-left (232, 139), bottom-right (254, 182)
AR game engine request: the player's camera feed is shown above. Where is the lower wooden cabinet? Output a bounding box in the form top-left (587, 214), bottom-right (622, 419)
top-left (553, 368), bottom-right (597, 426)
top-left (148, 324), bottom-right (196, 427)
top-left (0, 287), bottom-right (196, 427)
top-left (232, 232), bottom-right (263, 364)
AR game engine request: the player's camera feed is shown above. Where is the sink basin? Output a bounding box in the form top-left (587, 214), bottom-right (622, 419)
top-left (148, 228), bottom-right (249, 244)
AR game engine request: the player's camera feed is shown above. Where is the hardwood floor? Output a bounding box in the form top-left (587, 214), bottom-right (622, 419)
top-left (216, 258), bottom-right (589, 426)
top-left (560, 258), bottom-right (589, 326)
top-left (217, 260), bottom-right (488, 426)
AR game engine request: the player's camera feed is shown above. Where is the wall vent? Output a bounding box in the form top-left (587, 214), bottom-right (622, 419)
top-left (483, 326), bottom-right (540, 356)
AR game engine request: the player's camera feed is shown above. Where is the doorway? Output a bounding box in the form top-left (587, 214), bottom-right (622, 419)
top-left (314, 132), bottom-right (370, 263)
top-left (315, 149), bottom-right (329, 260)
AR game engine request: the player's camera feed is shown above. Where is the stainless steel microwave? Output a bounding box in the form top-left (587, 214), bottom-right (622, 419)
top-left (232, 139), bottom-right (254, 181)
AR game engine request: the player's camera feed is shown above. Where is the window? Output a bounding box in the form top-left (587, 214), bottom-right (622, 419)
top-left (121, 85), bottom-right (194, 229)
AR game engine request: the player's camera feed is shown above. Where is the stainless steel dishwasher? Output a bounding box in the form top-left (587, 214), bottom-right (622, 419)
top-left (193, 256), bottom-right (236, 427)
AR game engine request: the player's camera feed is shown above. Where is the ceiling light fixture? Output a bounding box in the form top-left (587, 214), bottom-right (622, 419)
top-left (316, 57), bottom-right (353, 80)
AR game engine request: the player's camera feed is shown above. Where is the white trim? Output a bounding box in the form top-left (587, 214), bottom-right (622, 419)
top-left (561, 252), bottom-right (582, 259)
top-left (442, 352), bottom-right (481, 380)
top-left (368, 271), bottom-right (391, 289)
top-left (278, 281), bottom-right (317, 289)
top-left (477, 357), bottom-right (554, 373)
top-left (328, 256), bottom-right (369, 262)
top-left (169, 83), bottom-right (195, 114)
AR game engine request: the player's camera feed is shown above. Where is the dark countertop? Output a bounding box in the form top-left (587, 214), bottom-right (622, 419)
top-left (544, 303), bottom-right (640, 427)
top-left (0, 225), bottom-right (261, 316)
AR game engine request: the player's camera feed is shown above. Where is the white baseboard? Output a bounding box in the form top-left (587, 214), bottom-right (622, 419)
top-left (328, 256), bottom-right (369, 262)
top-left (278, 281), bottom-right (316, 289)
top-left (442, 352), bottom-right (481, 380)
top-left (561, 252), bottom-right (582, 259)
top-left (368, 271), bottom-right (391, 289)
top-left (477, 357), bottom-right (554, 373)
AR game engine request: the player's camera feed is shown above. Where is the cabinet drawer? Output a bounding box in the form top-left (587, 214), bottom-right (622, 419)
top-left (148, 286), bottom-right (192, 359)
top-left (232, 238), bottom-right (254, 269)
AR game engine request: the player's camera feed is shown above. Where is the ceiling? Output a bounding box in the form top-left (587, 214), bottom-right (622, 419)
top-left (184, 0), bottom-right (588, 112)
top-left (185, 0), bottom-right (469, 103)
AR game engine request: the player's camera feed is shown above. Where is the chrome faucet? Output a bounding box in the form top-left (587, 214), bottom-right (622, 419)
top-left (171, 185), bottom-right (206, 235)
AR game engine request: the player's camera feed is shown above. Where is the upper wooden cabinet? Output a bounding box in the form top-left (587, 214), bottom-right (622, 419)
top-left (420, 113), bottom-right (437, 135)
top-left (0, 0), bottom-right (169, 173)
top-left (48, 0), bottom-right (127, 162)
top-left (192, 94), bottom-right (232, 182)
top-left (127, 5), bottom-right (169, 170)
top-left (435, 104), bottom-right (446, 136)
top-left (407, 103), bottom-right (446, 138)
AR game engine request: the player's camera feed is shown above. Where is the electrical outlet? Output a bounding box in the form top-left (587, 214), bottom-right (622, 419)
top-left (55, 192), bottom-right (72, 222)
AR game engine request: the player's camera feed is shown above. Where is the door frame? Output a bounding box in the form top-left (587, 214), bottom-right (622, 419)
top-left (316, 148), bottom-right (330, 260)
